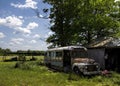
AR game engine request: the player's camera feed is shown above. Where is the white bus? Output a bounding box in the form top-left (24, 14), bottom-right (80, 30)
top-left (44, 46), bottom-right (100, 75)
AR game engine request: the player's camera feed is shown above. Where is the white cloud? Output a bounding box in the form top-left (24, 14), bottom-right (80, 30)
top-left (33, 34), bottom-right (40, 38)
top-left (0, 15), bottom-right (38, 35)
top-left (48, 31), bottom-right (54, 36)
top-left (14, 22), bottom-right (38, 34)
top-left (39, 14), bottom-right (43, 17)
top-left (15, 27), bottom-right (31, 34)
top-left (30, 40), bottom-right (37, 43)
top-left (0, 32), bottom-right (5, 39)
top-left (0, 41), bottom-right (4, 43)
top-left (44, 31), bottom-right (54, 39)
top-left (0, 15), bottom-right (23, 28)
top-left (51, 22), bottom-right (55, 26)
top-left (27, 22), bottom-right (38, 30)
top-left (11, 0), bottom-right (38, 9)
top-left (9, 42), bottom-right (14, 46)
top-left (18, 16), bottom-right (23, 19)
top-left (11, 38), bottom-right (24, 44)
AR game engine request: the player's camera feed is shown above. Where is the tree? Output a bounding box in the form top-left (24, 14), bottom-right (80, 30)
top-left (111, 0), bottom-right (120, 37)
top-left (44, 0), bottom-right (81, 47)
top-left (0, 48), bottom-right (11, 61)
top-left (43, 0), bottom-right (120, 47)
top-left (73, 0), bottom-right (120, 44)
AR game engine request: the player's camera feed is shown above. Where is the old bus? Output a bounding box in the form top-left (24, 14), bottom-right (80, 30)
top-left (44, 46), bottom-right (100, 75)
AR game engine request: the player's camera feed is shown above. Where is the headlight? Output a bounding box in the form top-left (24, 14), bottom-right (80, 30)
top-left (78, 66), bottom-right (84, 71)
top-left (96, 65), bottom-right (99, 68)
top-left (85, 66), bottom-right (88, 69)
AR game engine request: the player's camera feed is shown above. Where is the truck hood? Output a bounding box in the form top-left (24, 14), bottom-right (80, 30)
top-left (73, 58), bottom-right (95, 64)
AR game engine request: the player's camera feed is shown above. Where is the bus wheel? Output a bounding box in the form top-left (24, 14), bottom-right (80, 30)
top-left (73, 67), bottom-right (81, 75)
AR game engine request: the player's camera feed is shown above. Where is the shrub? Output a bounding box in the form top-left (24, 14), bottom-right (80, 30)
top-left (14, 62), bottom-right (30, 70)
top-left (30, 56), bottom-right (37, 61)
top-left (36, 60), bottom-right (45, 66)
top-left (11, 57), bottom-right (18, 61)
top-left (3, 57), bottom-right (18, 62)
top-left (18, 55), bottom-right (26, 61)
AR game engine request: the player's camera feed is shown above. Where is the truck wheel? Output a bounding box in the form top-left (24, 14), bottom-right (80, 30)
top-left (73, 67), bottom-right (80, 75)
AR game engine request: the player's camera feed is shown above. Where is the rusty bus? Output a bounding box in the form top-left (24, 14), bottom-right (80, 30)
top-left (44, 46), bottom-right (100, 75)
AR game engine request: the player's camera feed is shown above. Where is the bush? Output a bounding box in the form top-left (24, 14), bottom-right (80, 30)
top-left (30, 56), bottom-right (37, 61)
top-left (11, 57), bottom-right (18, 61)
top-left (18, 55), bottom-right (26, 61)
top-left (36, 59), bottom-right (45, 66)
top-left (3, 57), bottom-right (18, 62)
top-left (14, 62), bottom-right (30, 70)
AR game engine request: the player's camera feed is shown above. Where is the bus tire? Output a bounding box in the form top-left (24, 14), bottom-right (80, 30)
top-left (73, 66), bottom-right (81, 75)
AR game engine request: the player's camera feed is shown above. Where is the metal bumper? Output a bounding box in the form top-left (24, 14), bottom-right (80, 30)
top-left (83, 71), bottom-right (100, 75)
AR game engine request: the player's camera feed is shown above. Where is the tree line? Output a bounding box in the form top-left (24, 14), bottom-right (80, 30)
top-left (0, 48), bottom-right (44, 56)
top-left (42, 0), bottom-right (120, 48)
top-left (0, 48), bottom-right (11, 56)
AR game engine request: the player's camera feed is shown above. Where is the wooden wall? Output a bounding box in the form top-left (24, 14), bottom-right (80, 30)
top-left (88, 48), bottom-right (105, 69)
top-left (88, 47), bottom-right (120, 72)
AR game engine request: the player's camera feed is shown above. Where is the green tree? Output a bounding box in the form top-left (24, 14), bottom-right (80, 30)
top-left (0, 48), bottom-right (11, 61)
top-left (111, 0), bottom-right (120, 37)
top-left (44, 0), bottom-right (81, 47)
top-left (73, 0), bottom-right (120, 44)
top-left (44, 0), bottom-right (120, 47)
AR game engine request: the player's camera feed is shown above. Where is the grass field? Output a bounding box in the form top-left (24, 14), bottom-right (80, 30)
top-left (0, 56), bottom-right (43, 61)
top-left (0, 56), bottom-right (120, 86)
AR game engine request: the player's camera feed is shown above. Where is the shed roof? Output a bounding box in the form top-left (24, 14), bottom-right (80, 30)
top-left (87, 37), bottom-right (120, 48)
top-left (47, 46), bottom-right (87, 51)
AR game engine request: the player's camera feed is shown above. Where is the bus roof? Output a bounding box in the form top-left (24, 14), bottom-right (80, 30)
top-left (47, 46), bottom-right (87, 51)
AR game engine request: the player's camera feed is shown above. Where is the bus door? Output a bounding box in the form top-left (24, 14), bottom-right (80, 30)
top-left (63, 50), bottom-right (71, 67)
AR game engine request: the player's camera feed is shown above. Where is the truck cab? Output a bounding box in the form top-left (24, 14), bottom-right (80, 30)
top-left (71, 49), bottom-right (100, 75)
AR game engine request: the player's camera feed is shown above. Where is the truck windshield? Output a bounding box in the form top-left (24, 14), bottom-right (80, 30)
top-left (72, 50), bottom-right (88, 58)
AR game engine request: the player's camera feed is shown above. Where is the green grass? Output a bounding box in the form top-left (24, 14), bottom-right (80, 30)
top-left (0, 61), bottom-right (68, 86)
top-left (0, 57), bottom-right (120, 86)
top-left (0, 56), bottom-right (44, 61)
top-left (0, 56), bottom-right (13, 61)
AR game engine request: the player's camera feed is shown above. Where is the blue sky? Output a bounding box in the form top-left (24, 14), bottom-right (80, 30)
top-left (0, 0), bottom-right (53, 51)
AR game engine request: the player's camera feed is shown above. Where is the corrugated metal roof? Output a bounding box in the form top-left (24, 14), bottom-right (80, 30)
top-left (47, 46), bottom-right (87, 51)
top-left (88, 37), bottom-right (120, 48)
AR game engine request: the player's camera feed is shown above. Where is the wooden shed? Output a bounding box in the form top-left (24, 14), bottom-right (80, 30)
top-left (87, 37), bottom-right (120, 72)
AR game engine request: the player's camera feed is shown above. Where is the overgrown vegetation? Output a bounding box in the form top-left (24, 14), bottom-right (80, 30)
top-left (14, 55), bottom-right (44, 70)
top-left (0, 56), bottom-right (120, 86)
top-left (14, 62), bottom-right (31, 70)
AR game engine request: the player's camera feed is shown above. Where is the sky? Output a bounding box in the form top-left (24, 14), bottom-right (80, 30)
top-left (1, 0), bottom-right (119, 51)
top-left (0, 0), bottom-right (53, 51)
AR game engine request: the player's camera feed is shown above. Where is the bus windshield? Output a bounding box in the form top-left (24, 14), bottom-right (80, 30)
top-left (72, 50), bottom-right (88, 58)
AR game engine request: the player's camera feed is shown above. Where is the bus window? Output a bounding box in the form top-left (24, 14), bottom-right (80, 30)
top-left (56, 51), bottom-right (62, 61)
top-left (72, 51), bottom-right (88, 58)
top-left (47, 52), bottom-right (51, 58)
top-left (50, 51), bottom-right (56, 60)
top-left (56, 52), bottom-right (62, 57)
